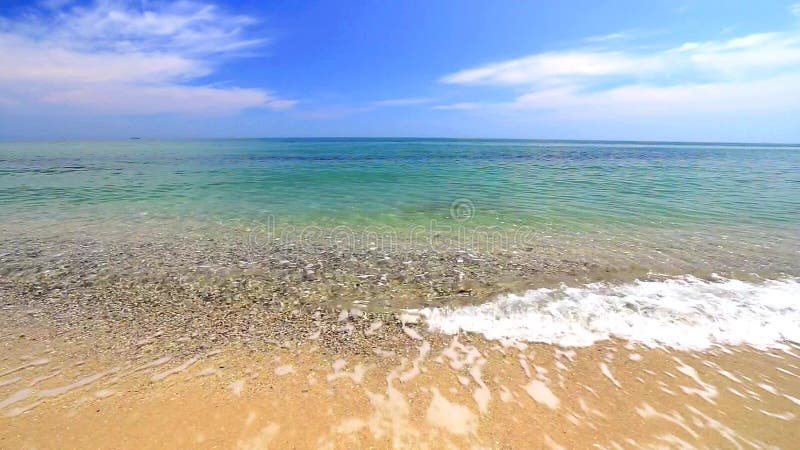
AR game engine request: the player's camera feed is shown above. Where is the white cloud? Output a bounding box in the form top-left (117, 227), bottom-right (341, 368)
top-left (511, 74), bottom-right (800, 117)
top-left (791, 3), bottom-right (800, 17)
top-left (0, 33), bottom-right (205, 84)
top-left (34, 0), bottom-right (267, 55)
top-left (670, 32), bottom-right (800, 78)
top-left (439, 20), bottom-right (800, 120)
top-left (443, 31), bottom-right (800, 88)
top-left (40, 84), bottom-right (292, 115)
top-left (0, 1), bottom-right (293, 115)
top-left (440, 51), bottom-right (659, 86)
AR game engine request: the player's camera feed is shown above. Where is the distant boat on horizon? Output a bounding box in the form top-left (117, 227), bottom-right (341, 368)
top-left (129, 137), bottom-right (141, 140)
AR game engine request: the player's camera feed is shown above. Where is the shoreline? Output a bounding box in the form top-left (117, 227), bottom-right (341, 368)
top-left (2, 221), bottom-right (799, 447)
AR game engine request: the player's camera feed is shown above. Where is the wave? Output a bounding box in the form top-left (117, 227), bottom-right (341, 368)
top-left (415, 276), bottom-right (800, 350)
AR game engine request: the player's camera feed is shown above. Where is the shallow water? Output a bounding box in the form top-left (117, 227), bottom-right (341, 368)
top-left (2, 139), bottom-right (799, 274)
top-left (2, 139), bottom-right (800, 350)
top-left (2, 139), bottom-right (799, 228)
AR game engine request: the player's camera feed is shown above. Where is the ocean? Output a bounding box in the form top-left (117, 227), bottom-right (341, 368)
top-left (2, 138), bottom-right (800, 446)
top-left (1, 138), bottom-right (799, 350)
top-left (3, 138), bottom-right (799, 231)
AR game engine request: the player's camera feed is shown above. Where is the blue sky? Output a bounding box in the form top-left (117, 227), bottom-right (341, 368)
top-left (1, 0), bottom-right (799, 141)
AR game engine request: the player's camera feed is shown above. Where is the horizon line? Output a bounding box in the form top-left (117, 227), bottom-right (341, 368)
top-left (1, 136), bottom-right (799, 146)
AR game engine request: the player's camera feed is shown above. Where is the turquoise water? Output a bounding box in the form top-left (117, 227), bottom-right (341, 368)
top-left (2, 139), bottom-right (799, 357)
top-left (2, 139), bottom-right (799, 233)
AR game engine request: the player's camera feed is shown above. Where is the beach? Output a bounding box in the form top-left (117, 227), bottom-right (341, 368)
top-left (2, 318), bottom-right (799, 448)
top-left (1, 139), bottom-right (799, 447)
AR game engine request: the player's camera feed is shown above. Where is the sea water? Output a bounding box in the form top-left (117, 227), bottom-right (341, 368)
top-left (2, 138), bottom-right (799, 349)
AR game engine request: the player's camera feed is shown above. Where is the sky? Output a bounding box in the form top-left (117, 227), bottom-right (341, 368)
top-left (1, 0), bottom-right (799, 142)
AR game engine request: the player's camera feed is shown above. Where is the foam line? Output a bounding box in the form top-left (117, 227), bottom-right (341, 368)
top-left (416, 276), bottom-right (800, 350)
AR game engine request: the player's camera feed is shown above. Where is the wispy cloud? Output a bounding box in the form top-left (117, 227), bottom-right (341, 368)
top-left (292, 97), bottom-right (435, 119)
top-left (510, 73), bottom-right (800, 117)
top-left (0, 0), bottom-right (293, 115)
top-left (791, 3), bottom-right (800, 17)
top-left (440, 51), bottom-right (659, 86)
top-left (431, 102), bottom-right (481, 110)
top-left (583, 30), bottom-right (634, 43)
top-left (371, 97), bottom-right (434, 107)
top-left (442, 31), bottom-right (800, 87)
top-left (439, 13), bottom-right (800, 119)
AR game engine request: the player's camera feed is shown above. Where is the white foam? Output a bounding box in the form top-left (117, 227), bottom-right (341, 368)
top-left (416, 276), bottom-right (800, 351)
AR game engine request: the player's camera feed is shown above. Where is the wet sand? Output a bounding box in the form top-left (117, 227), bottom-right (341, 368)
top-left (1, 318), bottom-right (799, 449)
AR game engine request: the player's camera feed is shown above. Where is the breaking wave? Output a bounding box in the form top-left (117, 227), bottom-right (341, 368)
top-left (416, 276), bottom-right (800, 350)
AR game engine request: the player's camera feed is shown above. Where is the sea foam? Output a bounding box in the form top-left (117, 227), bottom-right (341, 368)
top-left (416, 276), bottom-right (800, 350)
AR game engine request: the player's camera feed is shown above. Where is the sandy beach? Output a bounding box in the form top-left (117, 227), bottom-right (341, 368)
top-left (2, 315), bottom-right (799, 449)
